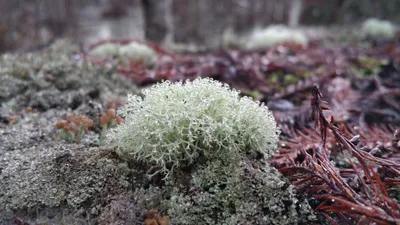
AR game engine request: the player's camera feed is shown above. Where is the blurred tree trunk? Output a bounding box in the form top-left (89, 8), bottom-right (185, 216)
top-left (288, 0), bottom-right (303, 27)
top-left (142, 0), bottom-right (173, 44)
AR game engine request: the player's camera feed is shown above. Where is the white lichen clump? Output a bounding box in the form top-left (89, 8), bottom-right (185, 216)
top-left (222, 26), bottom-right (243, 48)
top-left (361, 18), bottom-right (396, 40)
top-left (246, 25), bottom-right (308, 50)
top-left (90, 42), bottom-right (157, 66)
top-left (108, 77), bottom-right (279, 176)
top-left (119, 42), bottom-right (157, 66)
top-left (90, 42), bottom-right (120, 57)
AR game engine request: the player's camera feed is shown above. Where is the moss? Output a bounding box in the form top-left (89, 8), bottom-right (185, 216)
top-left (98, 187), bottom-right (163, 225)
top-left (0, 75), bottom-right (28, 102)
top-left (241, 89), bottom-right (263, 100)
top-left (0, 143), bottom-right (131, 212)
top-left (349, 56), bottom-right (388, 77)
top-left (0, 40), bottom-right (142, 224)
top-left (163, 158), bottom-right (317, 225)
top-left (269, 72), bottom-right (280, 84)
top-left (0, 41), bottom-right (137, 112)
top-left (0, 113), bottom-right (134, 223)
top-left (284, 74), bottom-right (298, 85)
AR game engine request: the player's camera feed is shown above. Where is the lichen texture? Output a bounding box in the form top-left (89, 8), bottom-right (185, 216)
top-left (361, 18), bottom-right (396, 40)
top-left (90, 41), bottom-right (157, 66)
top-left (163, 159), bottom-right (316, 225)
top-left (108, 77), bottom-right (316, 224)
top-left (108, 77), bottom-right (280, 177)
top-left (246, 25), bottom-right (308, 50)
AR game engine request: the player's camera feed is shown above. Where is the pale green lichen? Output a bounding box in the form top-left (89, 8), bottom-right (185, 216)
top-left (90, 42), bottom-right (157, 66)
top-left (106, 77), bottom-right (315, 224)
top-left (361, 18), bottom-right (396, 40)
top-left (0, 41), bottom-right (137, 113)
top-left (90, 42), bottom-right (120, 57)
top-left (108, 77), bottom-right (280, 177)
top-left (119, 42), bottom-right (157, 66)
top-left (246, 25), bottom-right (308, 50)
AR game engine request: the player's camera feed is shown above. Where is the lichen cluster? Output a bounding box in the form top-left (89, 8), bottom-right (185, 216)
top-left (90, 42), bottom-right (157, 66)
top-left (0, 40), bottom-right (136, 114)
top-left (108, 77), bottom-right (316, 224)
top-left (361, 18), bottom-right (396, 40)
top-left (108, 77), bottom-right (280, 177)
top-left (246, 25), bottom-right (308, 50)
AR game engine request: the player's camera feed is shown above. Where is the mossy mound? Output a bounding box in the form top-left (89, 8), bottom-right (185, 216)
top-left (162, 157), bottom-right (316, 225)
top-left (0, 40), bottom-right (143, 224)
top-left (0, 109), bottom-right (131, 224)
top-left (0, 40), bottom-right (136, 114)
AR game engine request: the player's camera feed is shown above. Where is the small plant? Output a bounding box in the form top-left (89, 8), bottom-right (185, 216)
top-left (100, 108), bottom-right (123, 129)
top-left (106, 99), bottom-right (124, 110)
top-left (361, 18), bottom-right (396, 40)
top-left (107, 77), bottom-right (279, 178)
top-left (351, 56), bottom-right (388, 77)
top-left (99, 108), bottom-right (123, 144)
top-left (144, 209), bottom-right (169, 225)
top-left (56, 115), bottom-right (94, 143)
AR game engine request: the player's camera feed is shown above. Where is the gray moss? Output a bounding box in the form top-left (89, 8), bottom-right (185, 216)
top-left (98, 187), bottom-right (163, 225)
top-left (0, 110), bottom-right (132, 224)
top-left (0, 39), bottom-right (137, 114)
top-left (0, 75), bottom-right (28, 102)
top-left (0, 40), bottom-right (142, 224)
top-left (162, 158), bottom-right (316, 225)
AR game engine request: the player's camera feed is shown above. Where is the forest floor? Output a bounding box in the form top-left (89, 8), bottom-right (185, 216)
top-left (0, 31), bottom-right (399, 225)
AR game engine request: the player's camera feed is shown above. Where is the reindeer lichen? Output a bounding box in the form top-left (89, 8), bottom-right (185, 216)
top-left (107, 77), bottom-right (280, 178)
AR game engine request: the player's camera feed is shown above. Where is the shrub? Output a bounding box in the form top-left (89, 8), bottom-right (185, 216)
top-left (361, 18), bottom-right (396, 40)
top-left (107, 77), bottom-right (279, 177)
top-left (246, 25), bottom-right (308, 50)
